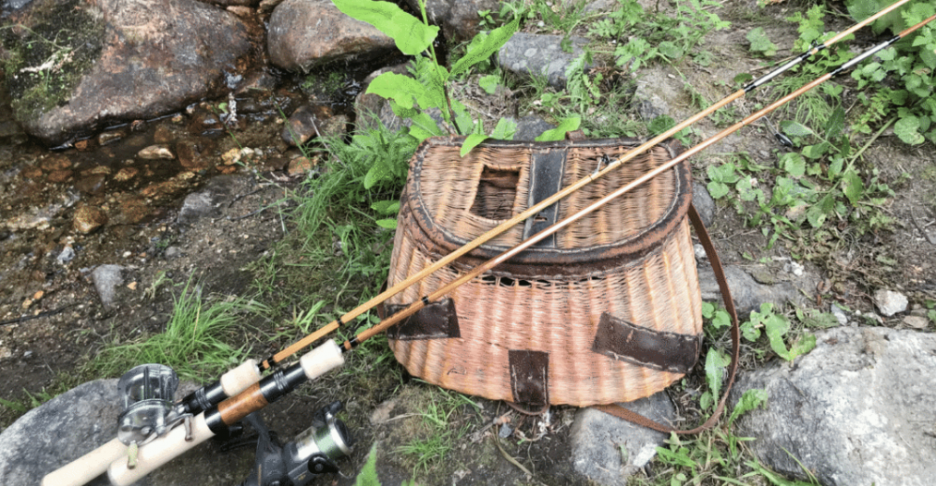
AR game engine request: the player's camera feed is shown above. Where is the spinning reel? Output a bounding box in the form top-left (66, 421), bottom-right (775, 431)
top-left (115, 364), bottom-right (353, 485)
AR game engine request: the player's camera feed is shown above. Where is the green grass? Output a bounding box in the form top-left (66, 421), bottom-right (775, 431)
top-left (85, 277), bottom-right (257, 382)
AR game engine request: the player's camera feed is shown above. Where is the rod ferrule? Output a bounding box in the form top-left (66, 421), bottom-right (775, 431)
top-left (831, 36), bottom-right (899, 77)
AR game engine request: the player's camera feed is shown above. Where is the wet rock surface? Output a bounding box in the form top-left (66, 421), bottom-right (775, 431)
top-left (7, 0), bottom-right (253, 146)
top-left (730, 326), bottom-right (936, 486)
top-left (268, 0), bottom-right (395, 72)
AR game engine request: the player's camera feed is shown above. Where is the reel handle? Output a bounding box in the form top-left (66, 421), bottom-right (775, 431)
top-left (41, 438), bottom-right (127, 486)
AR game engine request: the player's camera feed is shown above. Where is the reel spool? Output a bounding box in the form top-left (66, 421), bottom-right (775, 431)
top-left (116, 364), bottom-right (180, 446)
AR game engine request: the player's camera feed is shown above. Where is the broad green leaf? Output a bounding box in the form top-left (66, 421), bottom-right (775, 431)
top-left (704, 348), bottom-right (730, 402)
top-left (375, 218), bottom-right (398, 229)
top-left (802, 142), bottom-right (830, 159)
top-left (490, 117), bottom-right (517, 140)
top-left (699, 391), bottom-right (713, 411)
top-left (332, 0), bottom-right (438, 56)
top-left (895, 116), bottom-right (925, 145)
top-left (460, 133), bottom-right (489, 156)
top-left (658, 41), bottom-right (683, 59)
top-left (787, 333), bottom-right (817, 361)
top-left (828, 156), bottom-right (844, 178)
top-left (367, 73), bottom-right (445, 111)
top-left (780, 120), bottom-right (813, 137)
top-left (841, 169), bottom-right (865, 205)
top-left (450, 99), bottom-right (474, 135)
top-left (408, 112), bottom-right (444, 142)
top-left (450, 16), bottom-right (520, 77)
top-left (370, 200), bottom-right (400, 215)
top-left (806, 194), bottom-right (835, 228)
top-left (781, 153), bottom-right (806, 178)
top-left (712, 310), bottom-right (731, 329)
top-left (535, 116), bottom-right (581, 141)
top-left (746, 27), bottom-right (777, 57)
top-left (825, 106), bottom-right (846, 139)
top-left (707, 181), bottom-right (730, 200)
top-left (702, 302), bottom-right (715, 319)
top-left (707, 163), bottom-right (738, 184)
top-left (354, 443), bottom-right (381, 486)
top-left (479, 74), bottom-right (499, 94)
top-left (728, 388), bottom-right (768, 425)
top-left (764, 313), bottom-right (792, 359)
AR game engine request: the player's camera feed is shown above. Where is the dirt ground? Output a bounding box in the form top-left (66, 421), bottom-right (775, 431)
top-left (1, 2), bottom-right (935, 485)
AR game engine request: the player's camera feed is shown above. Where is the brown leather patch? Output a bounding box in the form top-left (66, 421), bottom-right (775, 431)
top-left (522, 149), bottom-right (566, 248)
top-left (385, 298), bottom-right (460, 341)
top-left (508, 350), bottom-right (549, 407)
top-left (591, 313), bottom-right (700, 374)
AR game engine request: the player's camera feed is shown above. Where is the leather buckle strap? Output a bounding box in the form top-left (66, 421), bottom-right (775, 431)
top-left (593, 203), bottom-right (741, 434)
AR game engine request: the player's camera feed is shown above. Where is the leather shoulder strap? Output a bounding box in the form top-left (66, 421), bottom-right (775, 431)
top-left (593, 203), bottom-right (741, 434)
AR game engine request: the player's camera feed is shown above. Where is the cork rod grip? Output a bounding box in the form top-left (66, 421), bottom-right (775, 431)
top-left (107, 414), bottom-right (214, 486)
top-left (41, 437), bottom-right (127, 486)
top-left (219, 359), bottom-right (261, 396)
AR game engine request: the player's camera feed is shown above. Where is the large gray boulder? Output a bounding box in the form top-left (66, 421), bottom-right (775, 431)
top-left (498, 33), bottom-right (591, 89)
top-left (402, 0), bottom-right (499, 41)
top-left (4, 0), bottom-right (252, 146)
top-left (0, 379), bottom-right (144, 486)
top-left (730, 326), bottom-right (936, 486)
top-left (698, 264), bottom-right (803, 318)
top-left (268, 0), bottom-right (395, 72)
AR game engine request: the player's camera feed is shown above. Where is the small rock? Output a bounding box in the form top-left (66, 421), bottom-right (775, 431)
top-left (127, 281), bottom-right (138, 291)
top-left (40, 156), bottom-right (71, 171)
top-left (221, 147), bottom-right (242, 165)
top-left (570, 392), bottom-right (674, 485)
top-left (82, 166), bottom-right (112, 176)
top-left (287, 156), bottom-right (317, 176)
top-left (694, 243), bottom-right (706, 260)
top-left (903, 315), bottom-right (929, 329)
top-left (20, 166), bottom-right (43, 180)
top-left (47, 170), bottom-right (73, 183)
top-left (177, 142), bottom-right (211, 170)
top-left (138, 145), bottom-right (174, 160)
top-left (91, 264), bottom-right (123, 307)
top-left (113, 167), bottom-right (139, 182)
top-left (512, 115), bottom-right (556, 142)
top-left (74, 174), bottom-right (106, 195)
top-left (97, 130), bottom-right (125, 146)
top-left (165, 246), bottom-right (181, 258)
top-left (691, 186), bottom-right (716, 228)
top-left (177, 191), bottom-right (216, 224)
top-left (698, 264), bottom-right (803, 317)
top-left (73, 206), bottom-right (108, 234)
top-left (874, 289), bottom-right (908, 317)
top-left (830, 303), bottom-right (849, 326)
top-left (498, 423), bottom-right (513, 438)
top-left (282, 105), bottom-right (346, 146)
top-left (57, 242), bottom-right (76, 264)
top-left (21, 298), bottom-right (32, 309)
top-left (784, 261), bottom-right (804, 277)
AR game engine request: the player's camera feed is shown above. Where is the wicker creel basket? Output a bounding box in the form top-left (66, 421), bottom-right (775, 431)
top-left (384, 136), bottom-right (703, 408)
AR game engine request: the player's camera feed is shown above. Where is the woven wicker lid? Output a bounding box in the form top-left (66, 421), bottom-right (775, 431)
top-left (403, 136), bottom-right (691, 277)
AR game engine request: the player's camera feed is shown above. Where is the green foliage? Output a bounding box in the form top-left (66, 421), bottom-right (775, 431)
top-left (747, 27), bottom-right (778, 57)
top-left (728, 389), bottom-right (768, 425)
top-left (355, 444), bottom-right (382, 486)
top-left (88, 278), bottom-right (253, 381)
top-left (535, 116), bottom-right (581, 141)
top-left (742, 303), bottom-right (816, 363)
top-left (592, 0), bottom-right (730, 70)
top-left (340, 0), bottom-right (521, 153)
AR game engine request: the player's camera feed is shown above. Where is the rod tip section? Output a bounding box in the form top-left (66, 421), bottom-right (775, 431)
top-left (219, 359), bottom-right (262, 396)
top-left (299, 339), bottom-right (346, 381)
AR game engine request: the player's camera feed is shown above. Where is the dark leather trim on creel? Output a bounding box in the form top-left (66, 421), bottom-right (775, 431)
top-left (508, 350), bottom-right (549, 407)
top-left (591, 313), bottom-right (701, 374)
top-left (521, 148), bottom-right (567, 248)
top-left (384, 298), bottom-right (461, 341)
